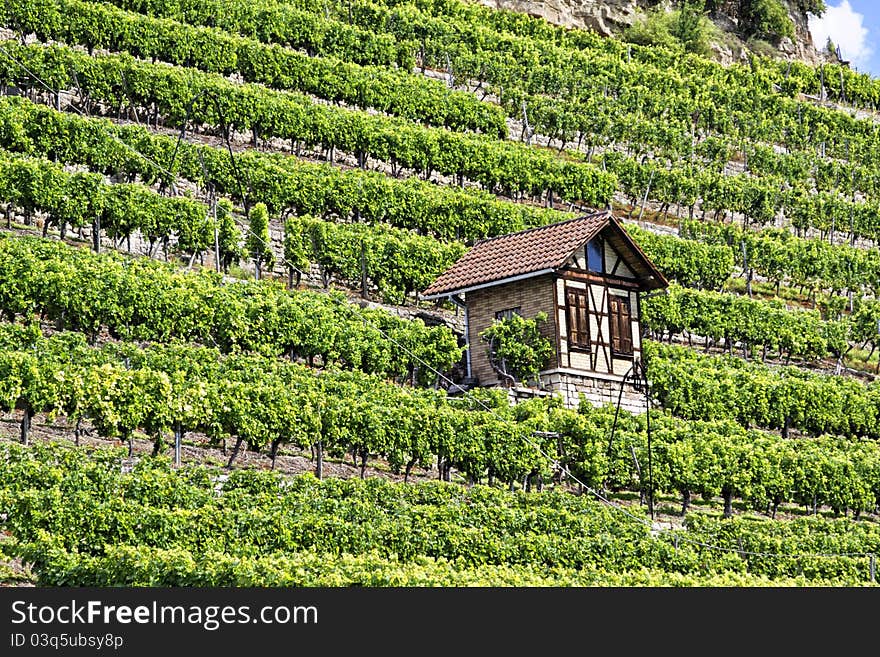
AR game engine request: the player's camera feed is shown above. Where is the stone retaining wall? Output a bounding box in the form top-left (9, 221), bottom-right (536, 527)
top-left (506, 370), bottom-right (647, 414)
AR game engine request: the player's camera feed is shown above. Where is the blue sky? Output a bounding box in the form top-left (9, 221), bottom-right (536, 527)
top-left (807, 1), bottom-right (880, 78)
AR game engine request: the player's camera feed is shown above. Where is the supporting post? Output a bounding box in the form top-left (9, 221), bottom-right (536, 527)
top-left (212, 196), bottom-right (220, 274)
top-left (637, 168), bottom-right (655, 222)
top-left (174, 423), bottom-right (182, 468)
top-left (315, 440), bottom-right (323, 480)
top-left (360, 240), bottom-right (368, 300)
top-left (741, 240), bottom-right (752, 298)
top-left (521, 99), bottom-right (532, 145)
top-left (92, 215), bottom-right (100, 253)
top-left (646, 374), bottom-right (654, 520)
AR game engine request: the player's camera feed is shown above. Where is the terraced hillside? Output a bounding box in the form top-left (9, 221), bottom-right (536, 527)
top-left (0, 0), bottom-right (878, 587)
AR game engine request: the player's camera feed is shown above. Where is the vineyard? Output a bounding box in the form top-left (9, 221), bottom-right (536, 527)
top-left (0, 0), bottom-right (879, 588)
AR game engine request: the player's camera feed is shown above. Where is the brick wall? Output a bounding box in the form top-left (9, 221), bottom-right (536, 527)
top-left (466, 274), bottom-right (558, 385)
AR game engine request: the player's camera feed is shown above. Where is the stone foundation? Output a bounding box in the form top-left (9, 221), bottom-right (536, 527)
top-left (553, 371), bottom-right (646, 414)
top-left (506, 385), bottom-right (553, 406)
top-left (505, 370), bottom-right (646, 414)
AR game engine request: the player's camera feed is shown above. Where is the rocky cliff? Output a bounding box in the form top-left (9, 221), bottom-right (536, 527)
top-left (477, 0), bottom-right (641, 37)
top-left (477, 0), bottom-right (828, 67)
top-left (778, 1), bottom-right (825, 65)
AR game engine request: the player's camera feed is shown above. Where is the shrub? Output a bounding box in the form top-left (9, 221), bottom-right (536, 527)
top-left (480, 312), bottom-right (553, 385)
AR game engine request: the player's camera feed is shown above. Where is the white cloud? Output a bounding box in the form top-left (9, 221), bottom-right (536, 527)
top-left (808, 1), bottom-right (872, 68)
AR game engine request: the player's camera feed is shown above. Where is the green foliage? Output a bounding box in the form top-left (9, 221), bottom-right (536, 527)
top-left (0, 235), bottom-right (462, 379)
top-left (625, 224), bottom-right (734, 290)
top-left (0, 149), bottom-right (210, 255)
top-left (245, 202), bottom-right (274, 279)
top-left (282, 217), bottom-right (311, 285)
top-left (0, 0), bottom-right (505, 137)
top-left (740, 0), bottom-right (795, 41)
top-left (16, 542), bottom-right (853, 587)
top-left (1, 442), bottom-right (878, 586)
top-left (825, 36), bottom-right (837, 58)
top-left (216, 198), bottom-right (243, 273)
top-left (798, 0), bottom-right (826, 16)
top-left (480, 312), bottom-right (553, 385)
top-left (0, 328), bottom-right (879, 524)
top-left (1, 0), bottom-right (880, 591)
top-left (625, 1), bottom-right (715, 57)
top-left (672, 1), bottom-right (715, 57)
top-left (679, 219), bottom-right (880, 296)
top-left (625, 6), bottom-right (682, 52)
top-left (0, 39), bottom-right (614, 209)
top-left (0, 95), bottom-right (565, 243)
top-left (643, 282), bottom-right (853, 361)
top-left (645, 341), bottom-right (880, 439)
top-left (283, 215), bottom-right (465, 304)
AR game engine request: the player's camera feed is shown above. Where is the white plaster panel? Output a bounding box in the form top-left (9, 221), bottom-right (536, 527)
top-left (612, 358), bottom-right (632, 377)
top-left (600, 348), bottom-right (611, 372)
top-left (589, 284), bottom-right (605, 311)
top-left (569, 351), bottom-right (591, 371)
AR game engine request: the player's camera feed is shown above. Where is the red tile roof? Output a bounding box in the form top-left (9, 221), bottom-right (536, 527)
top-left (423, 212), bottom-right (609, 298)
top-left (422, 211), bottom-right (667, 298)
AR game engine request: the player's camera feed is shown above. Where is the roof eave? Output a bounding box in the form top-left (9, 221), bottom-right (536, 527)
top-left (609, 221), bottom-right (670, 289)
top-left (639, 275), bottom-right (667, 291)
top-left (421, 268), bottom-right (556, 300)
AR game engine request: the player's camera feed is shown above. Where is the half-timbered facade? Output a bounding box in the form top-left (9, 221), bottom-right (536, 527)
top-left (422, 211), bottom-right (668, 411)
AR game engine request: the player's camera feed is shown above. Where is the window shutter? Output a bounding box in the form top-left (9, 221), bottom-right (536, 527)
top-left (610, 295), bottom-right (633, 356)
top-left (566, 289), bottom-right (580, 347)
top-left (565, 288), bottom-right (590, 350)
top-left (619, 297), bottom-right (632, 354)
top-left (609, 296), bottom-right (622, 353)
top-left (577, 293), bottom-right (590, 347)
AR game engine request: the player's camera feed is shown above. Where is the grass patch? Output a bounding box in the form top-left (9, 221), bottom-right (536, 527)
top-left (843, 345), bottom-right (880, 375)
top-left (724, 276), bottom-right (815, 307)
